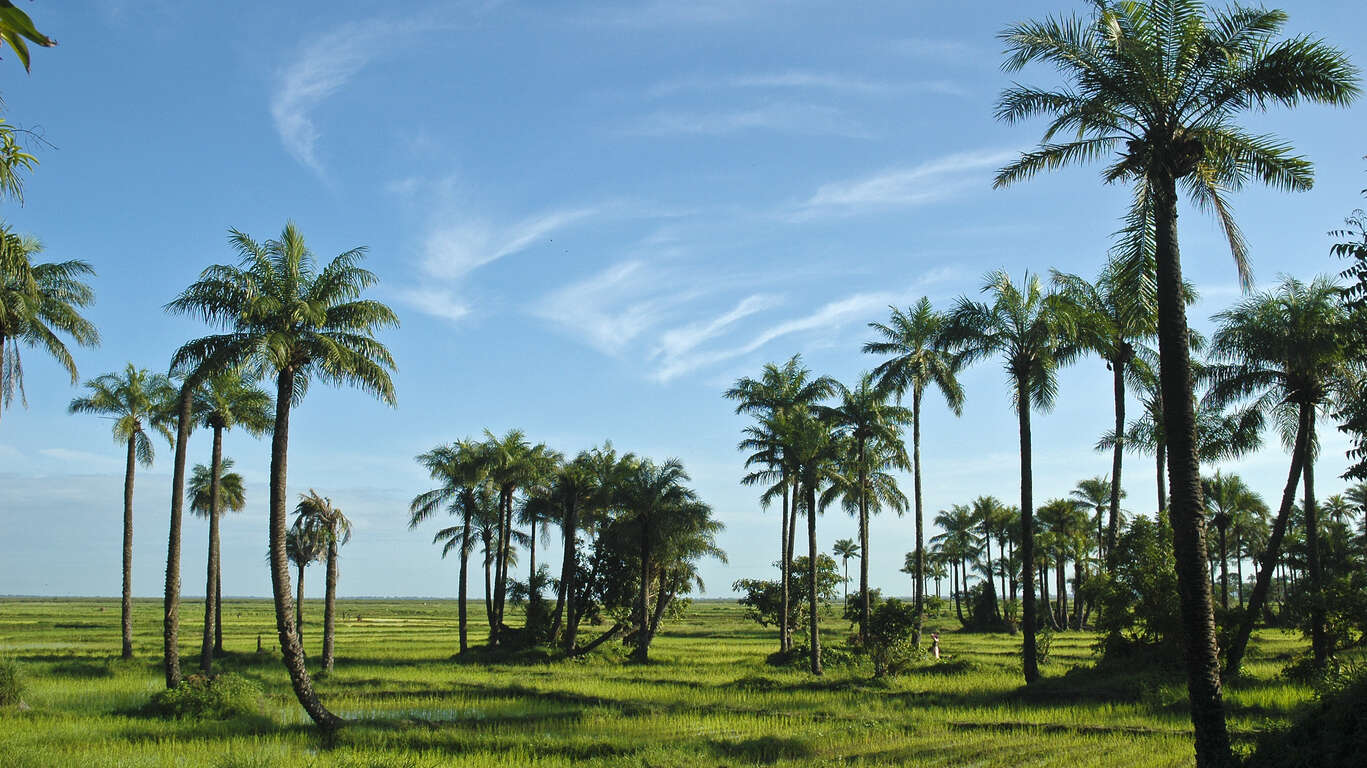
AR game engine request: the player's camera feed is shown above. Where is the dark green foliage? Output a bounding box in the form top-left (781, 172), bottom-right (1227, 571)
top-left (1281, 521), bottom-right (1367, 657)
top-left (866, 598), bottom-right (919, 677)
top-left (0, 658), bottom-right (23, 707)
top-left (1248, 666), bottom-right (1367, 768)
top-left (1332, 193), bottom-right (1367, 481)
top-left (963, 582), bottom-right (1009, 633)
top-left (841, 587), bottom-right (882, 625)
top-left (1093, 517), bottom-right (1183, 660)
top-left (146, 673), bottom-right (263, 720)
top-left (1034, 623), bottom-right (1055, 666)
top-left (734, 554), bottom-right (840, 632)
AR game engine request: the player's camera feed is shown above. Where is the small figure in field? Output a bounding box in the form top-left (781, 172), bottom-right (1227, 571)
top-left (931, 632), bottom-right (940, 660)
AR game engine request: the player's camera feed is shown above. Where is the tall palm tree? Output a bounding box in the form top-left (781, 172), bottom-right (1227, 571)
top-left (832, 538), bottom-right (860, 608)
top-left (410, 439), bottom-right (490, 654)
top-left (615, 457), bottom-right (699, 662)
top-left (0, 230), bottom-right (99, 426)
top-left (864, 298), bottom-right (964, 644)
top-left (1053, 267), bottom-right (1153, 571)
top-left (167, 222), bottom-right (397, 731)
top-left (69, 364), bottom-right (174, 659)
top-left (188, 459), bottom-right (247, 670)
top-left (821, 372), bottom-right (910, 642)
top-left (1070, 476), bottom-right (1119, 566)
top-left (295, 491), bottom-right (352, 672)
top-left (285, 521), bottom-right (325, 645)
top-left (932, 504), bottom-right (978, 625)
top-left (481, 429), bottom-right (554, 645)
top-left (1037, 498), bottom-right (1092, 629)
top-left (1208, 276), bottom-right (1357, 673)
top-left (788, 405), bottom-right (841, 674)
top-left (971, 496), bottom-right (1009, 620)
top-left (946, 270), bottom-right (1078, 682)
top-left (555, 444), bottom-right (632, 651)
top-left (994, 4), bottom-right (1358, 761)
top-left (190, 369), bottom-right (270, 673)
top-left (727, 355), bottom-right (834, 653)
top-left (926, 552), bottom-right (949, 601)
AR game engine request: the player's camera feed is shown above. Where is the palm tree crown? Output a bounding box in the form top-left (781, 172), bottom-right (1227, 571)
top-left (69, 364), bottom-right (175, 462)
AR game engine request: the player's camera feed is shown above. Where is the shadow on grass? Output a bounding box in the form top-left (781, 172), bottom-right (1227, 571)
top-left (708, 735), bottom-right (815, 764)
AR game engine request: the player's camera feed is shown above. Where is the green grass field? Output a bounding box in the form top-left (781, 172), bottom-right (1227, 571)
top-left (0, 598), bottom-right (1327, 766)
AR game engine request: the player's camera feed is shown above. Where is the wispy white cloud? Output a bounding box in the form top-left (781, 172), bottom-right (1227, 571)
top-left (647, 71), bottom-right (966, 99)
top-left (582, 0), bottom-right (795, 27)
top-left (420, 208), bottom-right (598, 280)
top-left (793, 148), bottom-right (1019, 218)
top-left (394, 287), bottom-right (471, 323)
top-left (534, 260), bottom-right (694, 354)
top-left (889, 37), bottom-right (982, 62)
top-left (651, 294), bottom-right (783, 380)
top-left (622, 103), bottom-right (872, 139)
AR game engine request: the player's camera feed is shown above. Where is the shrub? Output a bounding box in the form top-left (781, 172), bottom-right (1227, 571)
top-left (866, 598), bottom-right (919, 677)
top-left (146, 673), bottom-right (263, 720)
top-left (962, 582), bottom-right (1009, 632)
top-left (0, 658), bottom-right (25, 707)
top-left (1247, 664), bottom-right (1367, 767)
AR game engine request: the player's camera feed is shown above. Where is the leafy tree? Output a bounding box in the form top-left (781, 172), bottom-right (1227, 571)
top-left (734, 554), bottom-right (840, 639)
top-left (168, 223), bottom-right (397, 731)
top-left (994, 2), bottom-right (1358, 761)
top-left (866, 598), bottom-right (918, 677)
top-left (864, 298), bottom-right (965, 645)
top-left (188, 458), bottom-right (247, 669)
top-left (69, 364), bottom-right (174, 659)
top-left (946, 270), bottom-right (1079, 681)
top-left (0, 230), bottom-right (98, 424)
top-left (1208, 276), bottom-right (1358, 673)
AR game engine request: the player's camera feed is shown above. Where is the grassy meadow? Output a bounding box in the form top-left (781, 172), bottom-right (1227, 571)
top-left (0, 598), bottom-right (1329, 767)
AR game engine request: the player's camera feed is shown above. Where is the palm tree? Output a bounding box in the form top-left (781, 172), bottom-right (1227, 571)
top-left (1053, 267), bottom-right (1154, 571)
top-left (555, 444), bottom-right (632, 651)
top-left (971, 496), bottom-right (1009, 620)
top-left (295, 491), bottom-right (352, 672)
top-left (833, 538), bottom-right (860, 608)
top-left (821, 372), bottom-right (910, 642)
top-left (1037, 498), bottom-right (1092, 629)
top-left (481, 429), bottom-right (554, 646)
top-left (1070, 476), bottom-right (1119, 566)
top-left (788, 406), bottom-right (841, 674)
top-left (864, 298), bottom-right (964, 644)
top-left (410, 438), bottom-right (490, 654)
top-left (727, 355), bottom-right (834, 653)
top-left (932, 504), bottom-right (978, 625)
top-left (190, 368), bottom-right (270, 673)
top-left (285, 521), bottom-right (325, 645)
top-left (946, 270), bottom-right (1078, 682)
top-left (0, 230), bottom-right (99, 426)
top-left (994, 4), bottom-right (1358, 761)
top-left (1208, 276), bottom-right (1357, 673)
top-left (188, 459), bottom-right (247, 670)
top-left (168, 222), bottom-right (397, 731)
top-left (69, 364), bottom-right (174, 659)
top-left (926, 552), bottom-right (948, 601)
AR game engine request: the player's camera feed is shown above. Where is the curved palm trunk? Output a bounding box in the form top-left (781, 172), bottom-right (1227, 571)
top-left (1153, 176), bottom-right (1229, 767)
top-left (459, 494), bottom-right (473, 654)
top-left (1303, 418), bottom-right (1326, 667)
top-left (779, 477), bottom-right (790, 653)
top-left (200, 425), bottom-right (224, 674)
top-left (857, 440), bottom-right (870, 645)
top-left (1108, 354), bottom-right (1127, 572)
top-left (322, 533), bottom-right (339, 672)
top-left (1017, 374), bottom-right (1039, 683)
top-left (806, 481), bottom-right (821, 676)
top-left (164, 382), bottom-right (197, 688)
top-left (268, 369), bottom-right (341, 731)
top-left (121, 435), bottom-right (137, 661)
top-left (912, 388), bottom-right (925, 646)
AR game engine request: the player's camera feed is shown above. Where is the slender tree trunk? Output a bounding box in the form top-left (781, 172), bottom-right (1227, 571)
top-left (858, 440), bottom-right (870, 645)
top-left (1303, 416), bottom-right (1327, 667)
top-left (912, 388), bottom-right (925, 646)
top-left (998, 538), bottom-right (1008, 620)
top-left (952, 559), bottom-right (964, 623)
top-left (983, 528), bottom-right (998, 620)
top-left (785, 478), bottom-right (798, 651)
top-left (200, 425), bottom-right (224, 674)
top-left (1072, 555), bottom-right (1084, 629)
top-left (483, 549), bottom-right (494, 629)
top-left (459, 493), bottom-right (472, 654)
top-left (1235, 540), bottom-right (1244, 607)
top-left (1017, 374), bottom-right (1039, 683)
top-left (214, 570), bottom-right (223, 654)
top-left (1152, 174), bottom-right (1229, 767)
top-left (807, 482), bottom-right (821, 676)
top-left (1108, 353), bottom-right (1128, 572)
top-left (1056, 558), bottom-right (1066, 628)
top-left (554, 496), bottom-right (575, 651)
top-left (778, 474), bottom-right (790, 653)
top-left (322, 533), bottom-right (338, 672)
top-left (633, 514), bottom-right (652, 662)
top-left (164, 378), bottom-right (200, 688)
top-left (268, 369), bottom-right (341, 731)
top-left (491, 491), bottom-right (509, 645)
top-left (1157, 443), bottom-right (1168, 522)
top-left (122, 435), bottom-right (137, 661)
top-left (296, 564), bottom-right (305, 645)
top-left (1218, 525), bottom-right (1229, 611)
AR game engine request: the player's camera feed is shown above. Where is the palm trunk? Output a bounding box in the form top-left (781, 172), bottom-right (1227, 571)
top-left (1108, 352), bottom-right (1128, 571)
top-left (1072, 555), bottom-right (1085, 628)
top-left (483, 548), bottom-right (494, 630)
top-left (983, 528), bottom-right (998, 620)
top-left (1303, 416), bottom-right (1326, 667)
top-left (1017, 373), bottom-right (1039, 683)
top-left (779, 478), bottom-right (790, 653)
top-left (1235, 549), bottom-right (1244, 608)
top-left (121, 435), bottom-right (137, 661)
top-left (552, 495), bottom-right (574, 647)
top-left (214, 570), bottom-right (224, 654)
top-left (857, 439), bottom-right (870, 645)
top-left (529, 517), bottom-right (537, 592)
top-left (998, 538), bottom-right (1008, 620)
top-left (1055, 558), bottom-right (1066, 628)
top-left (163, 381), bottom-right (196, 687)
top-left (322, 532), bottom-right (338, 672)
top-left (1156, 444), bottom-right (1168, 521)
top-left (1152, 173), bottom-right (1229, 767)
top-left (912, 388), bottom-right (925, 646)
top-left (785, 478), bottom-right (798, 651)
top-left (633, 514), bottom-right (652, 662)
top-left (952, 560), bottom-right (964, 623)
top-left (806, 481), bottom-right (821, 676)
top-left (458, 492), bottom-right (472, 654)
top-left (296, 564), bottom-right (305, 645)
top-left (268, 369), bottom-right (340, 731)
top-left (491, 492), bottom-right (508, 645)
top-left (200, 425), bottom-right (224, 674)
top-left (1218, 525), bottom-right (1229, 611)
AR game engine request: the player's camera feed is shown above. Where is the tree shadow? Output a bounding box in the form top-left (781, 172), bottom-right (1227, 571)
top-left (708, 735), bottom-right (815, 764)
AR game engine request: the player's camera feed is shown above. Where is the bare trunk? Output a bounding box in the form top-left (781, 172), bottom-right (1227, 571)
top-left (1303, 415), bottom-right (1326, 667)
top-left (633, 514), bottom-right (652, 662)
top-left (458, 491), bottom-right (472, 654)
top-left (163, 379), bottom-right (196, 687)
top-left (1108, 354), bottom-right (1127, 571)
top-left (200, 425), bottom-right (224, 674)
top-left (779, 475), bottom-right (790, 653)
top-left (214, 570), bottom-right (223, 654)
top-left (296, 564), bottom-right (305, 645)
top-left (858, 440), bottom-right (870, 645)
top-left (122, 435), bottom-right (136, 661)
top-left (1153, 173), bottom-right (1229, 767)
top-left (268, 369), bottom-right (341, 731)
top-left (807, 481), bottom-right (821, 676)
top-left (952, 560), bottom-right (964, 623)
top-left (552, 495), bottom-right (575, 647)
top-left (912, 388), bottom-right (925, 646)
top-left (1018, 374), bottom-right (1039, 683)
top-left (1218, 525), bottom-right (1229, 611)
top-left (322, 533), bottom-right (338, 672)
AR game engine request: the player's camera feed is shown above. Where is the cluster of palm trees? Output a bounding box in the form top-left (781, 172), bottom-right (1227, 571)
top-left (409, 432), bottom-right (724, 663)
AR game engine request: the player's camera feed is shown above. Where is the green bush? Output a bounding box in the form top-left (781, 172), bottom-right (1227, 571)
top-left (0, 658), bottom-right (25, 707)
top-left (1247, 665), bottom-right (1367, 767)
top-left (866, 598), bottom-right (920, 677)
top-left (146, 673), bottom-right (263, 720)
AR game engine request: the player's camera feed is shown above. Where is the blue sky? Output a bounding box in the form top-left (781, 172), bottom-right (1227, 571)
top-left (1, 0), bottom-right (1365, 599)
